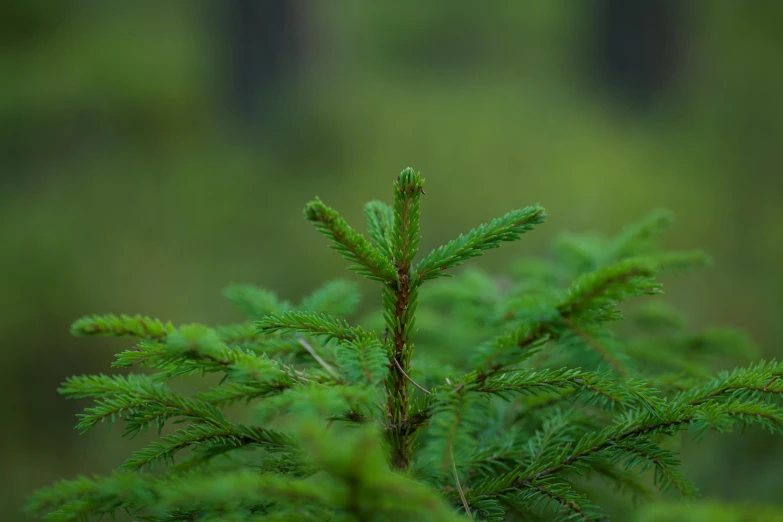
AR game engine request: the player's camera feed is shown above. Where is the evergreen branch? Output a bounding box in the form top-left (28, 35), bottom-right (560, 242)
top-left (462, 412), bottom-right (596, 490)
top-left (384, 168), bottom-right (425, 472)
top-left (162, 325), bottom-right (302, 383)
top-left (471, 368), bottom-right (629, 409)
top-left (561, 316), bottom-right (627, 375)
top-left (465, 499), bottom-right (508, 522)
top-left (257, 310), bottom-right (372, 344)
top-left (611, 441), bottom-right (696, 495)
top-left (299, 279), bottom-right (360, 317)
top-left (164, 323), bottom-right (231, 362)
top-left (121, 423), bottom-right (297, 471)
top-left (217, 323), bottom-right (309, 360)
top-left (335, 338), bottom-right (390, 386)
top-left (475, 258), bottom-right (660, 379)
top-left (471, 369), bottom-right (660, 418)
top-left (259, 385), bottom-right (378, 427)
top-left (60, 374), bottom-right (225, 436)
top-left (500, 479), bottom-right (604, 522)
top-left (113, 330), bottom-right (312, 389)
top-left (687, 360), bottom-right (783, 404)
top-left (558, 258), bottom-right (659, 318)
top-left (61, 372), bottom-right (296, 439)
top-left (462, 439), bottom-right (530, 483)
top-left (502, 400), bottom-right (783, 494)
top-left (207, 348), bottom-right (315, 387)
top-left (196, 380), bottom-right (292, 406)
top-left (112, 341), bottom-right (171, 370)
top-left (364, 200), bottom-right (395, 259)
top-left (223, 284), bottom-right (286, 319)
top-left (59, 372), bottom-right (159, 400)
top-left (71, 314), bottom-right (174, 340)
top-left (472, 322), bottom-right (554, 378)
top-left (117, 398), bottom-right (225, 440)
top-left (215, 322), bottom-right (259, 347)
top-left (392, 167), bottom-right (425, 270)
top-left (112, 339), bottom-right (240, 378)
top-left (29, 173), bottom-right (783, 521)
top-left (304, 197), bottom-right (398, 282)
top-left (417, 205), bottom-right (546, 282)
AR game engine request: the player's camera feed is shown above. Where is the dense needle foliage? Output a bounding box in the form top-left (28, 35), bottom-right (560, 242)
top-left (27, 169), bottom-right (783, 521)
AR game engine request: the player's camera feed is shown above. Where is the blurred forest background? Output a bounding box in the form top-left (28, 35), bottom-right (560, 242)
top-left (2, 1), bottom-right (782, 520)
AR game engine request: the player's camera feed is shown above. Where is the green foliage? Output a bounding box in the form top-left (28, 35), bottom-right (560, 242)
top-left (305, 197), bottom-right (398, 282)
top-left (27, 169), bottom-right (783, 521)
top-left (71, 315), bottom-right (175, 341)
top-left (299, 280), bottom-right (361, 318)
top-left (417, 205), bottom-right (546, 282)
top-left (223, 285), bottom-right (290, 320)
top-left (364, 200), bottom-right (395, 260)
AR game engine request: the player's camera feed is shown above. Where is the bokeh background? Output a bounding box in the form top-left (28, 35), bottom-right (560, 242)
top-left (2, 1), bottom-right (782, 520)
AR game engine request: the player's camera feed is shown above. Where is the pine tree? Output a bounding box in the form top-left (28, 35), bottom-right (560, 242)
top-left (26, 168), bottom-right (783, 521)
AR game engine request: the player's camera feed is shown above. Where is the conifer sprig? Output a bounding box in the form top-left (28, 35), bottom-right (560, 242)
top-left (472, 256), bottom-right (670, 381)
top-left (121, 423), bottom-right (298, 472)
top-left (256, 310), bottom-right (372, 344)
top-left (383, 168), bottom-right (427, 472)
top-left (417, 205), bottom-right (546, 282)
top-left (471, 399), bottom-right (783, 504)
top-left (364, 200), bottom-right (395, 259)
top-left (71, 314), bottom-right (175, 340)
top-left (471, 368), bottom-right (656, 412)
top-left (304, 197), bottom-right (398, 282)
top-left (335, 338), bottom-right (389, 386)
top-left (392, 167), bottom-right (425, 270)
top-left (59, 374), bottom-right (226, 436)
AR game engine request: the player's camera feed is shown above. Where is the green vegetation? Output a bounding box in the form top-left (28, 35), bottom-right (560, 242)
top-left (26, 169), bottom-right (783, 520)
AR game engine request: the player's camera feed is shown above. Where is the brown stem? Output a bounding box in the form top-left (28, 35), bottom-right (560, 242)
top-left (388, 272), bottom-right (414, 470)
top-left (385, 173), bottom-right (424, 472)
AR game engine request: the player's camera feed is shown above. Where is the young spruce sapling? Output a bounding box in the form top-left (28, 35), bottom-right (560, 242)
top-left (26, 168), bottom-right (783, 521)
